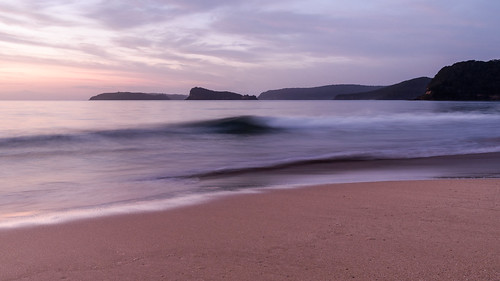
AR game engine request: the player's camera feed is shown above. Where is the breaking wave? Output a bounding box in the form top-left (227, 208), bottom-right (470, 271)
top-left (0, 116), bottom-right (282, 149)
top-left (184, 115), bottom-right (280, 135)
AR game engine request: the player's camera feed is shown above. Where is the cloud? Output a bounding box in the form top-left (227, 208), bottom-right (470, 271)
top-left (1, 0), bottom-right (499, 99)
top-left (208, 3), bottom-right (452, 59)
top-left (85, 0), bottom-right (176, 29)
top-left (0, 1), bottom-right (80, 28)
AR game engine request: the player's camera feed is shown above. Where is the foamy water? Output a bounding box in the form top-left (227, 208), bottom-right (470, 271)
top-left (1, 100), bottom-right (500, 227)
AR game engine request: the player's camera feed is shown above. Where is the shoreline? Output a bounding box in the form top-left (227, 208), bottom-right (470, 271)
top-left (1, 179), bottom-right (499, 280)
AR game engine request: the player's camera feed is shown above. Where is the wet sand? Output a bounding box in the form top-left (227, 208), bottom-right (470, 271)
top-left (0, 179), bottom-right (499, 280)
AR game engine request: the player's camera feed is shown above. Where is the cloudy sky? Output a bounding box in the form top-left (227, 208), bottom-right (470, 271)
top-left (0, 0), bottom-right (498, 100)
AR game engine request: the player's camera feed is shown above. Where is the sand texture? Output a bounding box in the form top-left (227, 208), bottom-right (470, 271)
top-left (0, 179), bottom-right (499, 280)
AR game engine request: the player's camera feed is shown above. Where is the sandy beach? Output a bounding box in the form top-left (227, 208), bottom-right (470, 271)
top-left (0, 179), bottom-right (499, 281)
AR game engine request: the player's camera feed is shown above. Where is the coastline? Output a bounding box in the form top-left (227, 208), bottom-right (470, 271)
top-left (1, 179), bottom-right (498, 280)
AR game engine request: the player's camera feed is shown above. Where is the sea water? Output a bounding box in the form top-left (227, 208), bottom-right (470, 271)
top-left (1, 100), bottom-right (499, 227)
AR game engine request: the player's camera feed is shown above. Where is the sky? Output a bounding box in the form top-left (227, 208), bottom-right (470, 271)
top-left (0, 0), bottom-right (499, 100)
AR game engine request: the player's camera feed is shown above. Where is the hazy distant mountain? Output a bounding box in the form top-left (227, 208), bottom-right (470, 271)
top-left (418, 60), bottom-right (500, 101)
top-left (90, 59), bottom-right (500, 102)
top-left (258, 84), bottom-right (384, 100)
top-left (186, 87), bottom-right (258, 100)
top-left (165, 94), bottom-right (188, 100)
top-left (89, 92), bottom-right (185, 100)
top-left (335, 77), bottom-right (432, 100)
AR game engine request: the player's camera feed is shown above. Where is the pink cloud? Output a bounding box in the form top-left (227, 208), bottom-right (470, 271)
top-left (0, 0), bottom-right (499, 99)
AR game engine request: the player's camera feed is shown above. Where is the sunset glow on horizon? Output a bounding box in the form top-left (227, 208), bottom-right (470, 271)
top-left (1, 0), bottom-right (499, 100)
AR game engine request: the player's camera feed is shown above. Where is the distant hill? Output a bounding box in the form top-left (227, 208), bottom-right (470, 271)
top-left (335, 77), bottom-right (432, 100)
top-left (418, 60), bottom-right (500, 101)
top-left (166, 94), bottom-right (189, 100)
top-left (89, 92), bottom-right (185, 100)
top-left (186, 87), bottom-right (258, 100)
top-left (258, 84), bottom-right (384, 100)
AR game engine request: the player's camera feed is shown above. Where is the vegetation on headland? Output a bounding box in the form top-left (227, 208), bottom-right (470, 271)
top-left (257, 85), bottom-right (383, 100)
top-left (417, 60), bottom-right (500, 101)
top-left (334, 77), bottom-right (432, 100)
top-left (89, 60), bottom-right (499, 101)
top-left (89, 92), bottom-right (187, 100)
top-left (185, 87), bottom-right (258, 100)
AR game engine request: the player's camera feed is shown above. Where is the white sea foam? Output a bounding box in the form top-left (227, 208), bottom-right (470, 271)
top-left (1, 100), bottom-right (500, 227)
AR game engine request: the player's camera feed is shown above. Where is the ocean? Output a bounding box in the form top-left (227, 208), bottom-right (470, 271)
top-left (1, 100), bottom-right (500, 227)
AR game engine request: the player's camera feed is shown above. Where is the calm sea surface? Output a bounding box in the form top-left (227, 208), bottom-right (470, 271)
top-left (1, 100), bottom-right (500, 227)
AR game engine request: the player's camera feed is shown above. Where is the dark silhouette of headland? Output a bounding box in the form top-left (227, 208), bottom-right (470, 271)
top-left (335, 77), bottom-right (432, 100)
top-left (88, 59), bottom-right (499, 101)
top-left (418, 60), bottom-right (500, 101)
top-left (89, 92), bottom-right (187, 100)
top-left (185, 87), bottom-right (258, 100)
top-left (258, 85), bottom-right (383, 100)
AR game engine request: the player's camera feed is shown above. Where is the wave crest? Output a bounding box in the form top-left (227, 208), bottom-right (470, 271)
top-left (185, 116), bottom-right (279, 135)
top-left (0, 115), bottom-right (281, 149)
